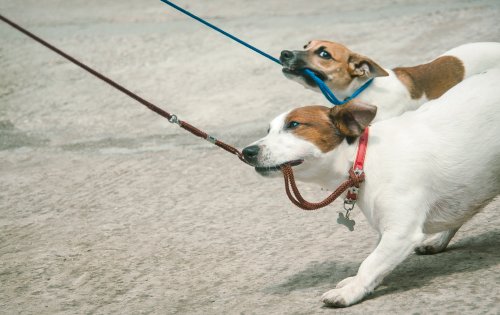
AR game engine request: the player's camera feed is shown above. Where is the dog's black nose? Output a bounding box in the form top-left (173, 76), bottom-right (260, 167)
top-left (242, 145), bottom-right (260, 164)
top-left (280, 50), bottom-right (294, 62)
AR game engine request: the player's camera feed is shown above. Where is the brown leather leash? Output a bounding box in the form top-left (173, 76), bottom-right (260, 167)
top-left (282, 166), bottom-right (365, 210)
top-left (0, 14), bottom-right (247, 164)
top-left (0, 14), bottom-right (360, 211)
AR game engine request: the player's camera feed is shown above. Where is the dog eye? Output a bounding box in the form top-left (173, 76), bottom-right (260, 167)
top-left (318, 50), bottom-right (332, 59)
top-left (286, 121), bottom-right (301, 129)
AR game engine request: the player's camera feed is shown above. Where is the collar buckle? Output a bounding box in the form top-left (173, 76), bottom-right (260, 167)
top-left (353, 168), bottom-right (364, 176)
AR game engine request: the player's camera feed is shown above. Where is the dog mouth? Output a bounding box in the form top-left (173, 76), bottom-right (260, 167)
top-left (282, 67), bottom-right (327, 87)
top-left (254, 159), bottom-right (303, 175)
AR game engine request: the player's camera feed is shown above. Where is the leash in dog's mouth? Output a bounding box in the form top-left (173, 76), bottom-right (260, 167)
top-left (254, 159), bottom-right (304, 174)
top-left (282, 67), bottom-right (327, 83)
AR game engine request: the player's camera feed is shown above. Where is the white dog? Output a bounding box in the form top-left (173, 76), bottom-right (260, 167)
top-left (280, 41), bottom-right (500, 121)
top-left (242, 68), bottom-right (500, 307)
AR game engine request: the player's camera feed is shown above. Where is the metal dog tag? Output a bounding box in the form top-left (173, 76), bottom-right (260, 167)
top-left (337, 212), bottom-right (355, 231)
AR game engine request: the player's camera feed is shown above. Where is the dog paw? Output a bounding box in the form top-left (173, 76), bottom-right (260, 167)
top-left (336, 276), bottom-right (355, 289)
top-left (414, 239), bottom-right (448, 255)
top-left (414, 244), bottom-right (444, 255)
top-left (321, 288), bottom-right (350, 307)
top-left (415, 229), bottom-right (457, 255)
top-left (321, 282), bottom-right (366, 307)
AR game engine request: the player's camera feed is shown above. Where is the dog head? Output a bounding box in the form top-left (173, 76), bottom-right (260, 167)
top-left (243, 101), bottom-right (377, 180)
top-left (280, 40), bottom-right (389, 92)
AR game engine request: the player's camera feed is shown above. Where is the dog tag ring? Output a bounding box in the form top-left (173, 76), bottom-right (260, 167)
top-left (337, 211), bottom-right (355, 231)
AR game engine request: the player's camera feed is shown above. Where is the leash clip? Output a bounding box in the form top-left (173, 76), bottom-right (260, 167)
top-left (343, 185), bottom-right (359, 211)
top-left (206, 135), bottom-right (217, 144)
top-left (347, 186), bottom-right (359, 194)
top-left (169, 114), bottom-right (180, 125)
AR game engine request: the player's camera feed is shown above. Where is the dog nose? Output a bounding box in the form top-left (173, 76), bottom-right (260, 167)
top-left (242, 145), bottom-right (260, 164)
top-left (280, 50), bottom-right (294, 62)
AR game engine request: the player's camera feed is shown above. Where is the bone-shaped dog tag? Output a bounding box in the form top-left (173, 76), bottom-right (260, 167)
top-left (337, 212), bottom-right (355, 231)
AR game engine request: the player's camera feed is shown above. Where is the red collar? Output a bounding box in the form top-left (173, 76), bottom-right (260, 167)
top-left (353, 127), bottom-right (369, 172)
top-left (344, 127), bottom-right (369, 208)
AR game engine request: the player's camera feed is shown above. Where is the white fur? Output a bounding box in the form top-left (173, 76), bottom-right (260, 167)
top-left (344, 69), bottom-right (423, 121)
top-left (443, 42), bottom-right (500, 77)
top-left (249, 68), bottom-right (500, 306)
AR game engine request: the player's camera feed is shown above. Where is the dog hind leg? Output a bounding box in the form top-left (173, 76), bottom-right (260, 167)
top-left (414, 227), bottom-right (460, 255)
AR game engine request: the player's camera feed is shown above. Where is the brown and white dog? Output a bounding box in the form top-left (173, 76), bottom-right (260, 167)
top-left (281, 41), bottom-right (500, 121)
top-left (243, 68), bottom-right (500, 307)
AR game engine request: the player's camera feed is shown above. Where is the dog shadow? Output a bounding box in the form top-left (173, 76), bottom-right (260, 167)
top-left (267, 260), bottom-right (360, 295)
top-left (268, 230), bottom-right (499, 296)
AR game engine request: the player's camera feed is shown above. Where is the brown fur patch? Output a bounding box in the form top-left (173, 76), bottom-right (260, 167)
top-left (393, 56), bottom-right (465, 100)
top-left (304, 41), bottom-right (354, 89)
top-left (285, 106), bottom-right (343, 153)
top-left (296, 41), bottom-right (388, 89)
top-left (330, 101), bottom-right (378, 138)
top-left (330, 107), bottom-right (357, 137)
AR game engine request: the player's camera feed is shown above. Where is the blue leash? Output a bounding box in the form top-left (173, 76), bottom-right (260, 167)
top-left (160, 0), bottom-right (372, 106)
top-left (303, 68), bottom-right (373, 105)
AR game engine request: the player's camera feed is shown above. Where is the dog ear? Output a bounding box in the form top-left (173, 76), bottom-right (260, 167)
top-left (348, 53), bottom-right (389, 78)
top-left (330, 101), bottom-right (377, 137)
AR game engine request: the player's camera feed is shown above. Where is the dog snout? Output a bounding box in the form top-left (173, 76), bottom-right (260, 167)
top-left (280, 50), bottom-right (308, 69)
top-left (280, 50), bottom-right (298, 66)
top-left (280, 50), bottom-right (294, 61)
top-left (242, 145), bottom-right (260, 165)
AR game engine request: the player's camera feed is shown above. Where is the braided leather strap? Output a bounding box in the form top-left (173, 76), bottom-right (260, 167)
top-left (281, 164), bottom-right (365, 210)
top-left (0, 15), bottom-right (249, 166)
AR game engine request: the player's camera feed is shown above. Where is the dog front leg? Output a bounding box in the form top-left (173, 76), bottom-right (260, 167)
top-left (321, 230), bottom-right (424, 307)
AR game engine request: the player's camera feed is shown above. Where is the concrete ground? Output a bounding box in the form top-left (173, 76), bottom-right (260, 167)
top-left (1, 0), bottom-right (499, 314)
